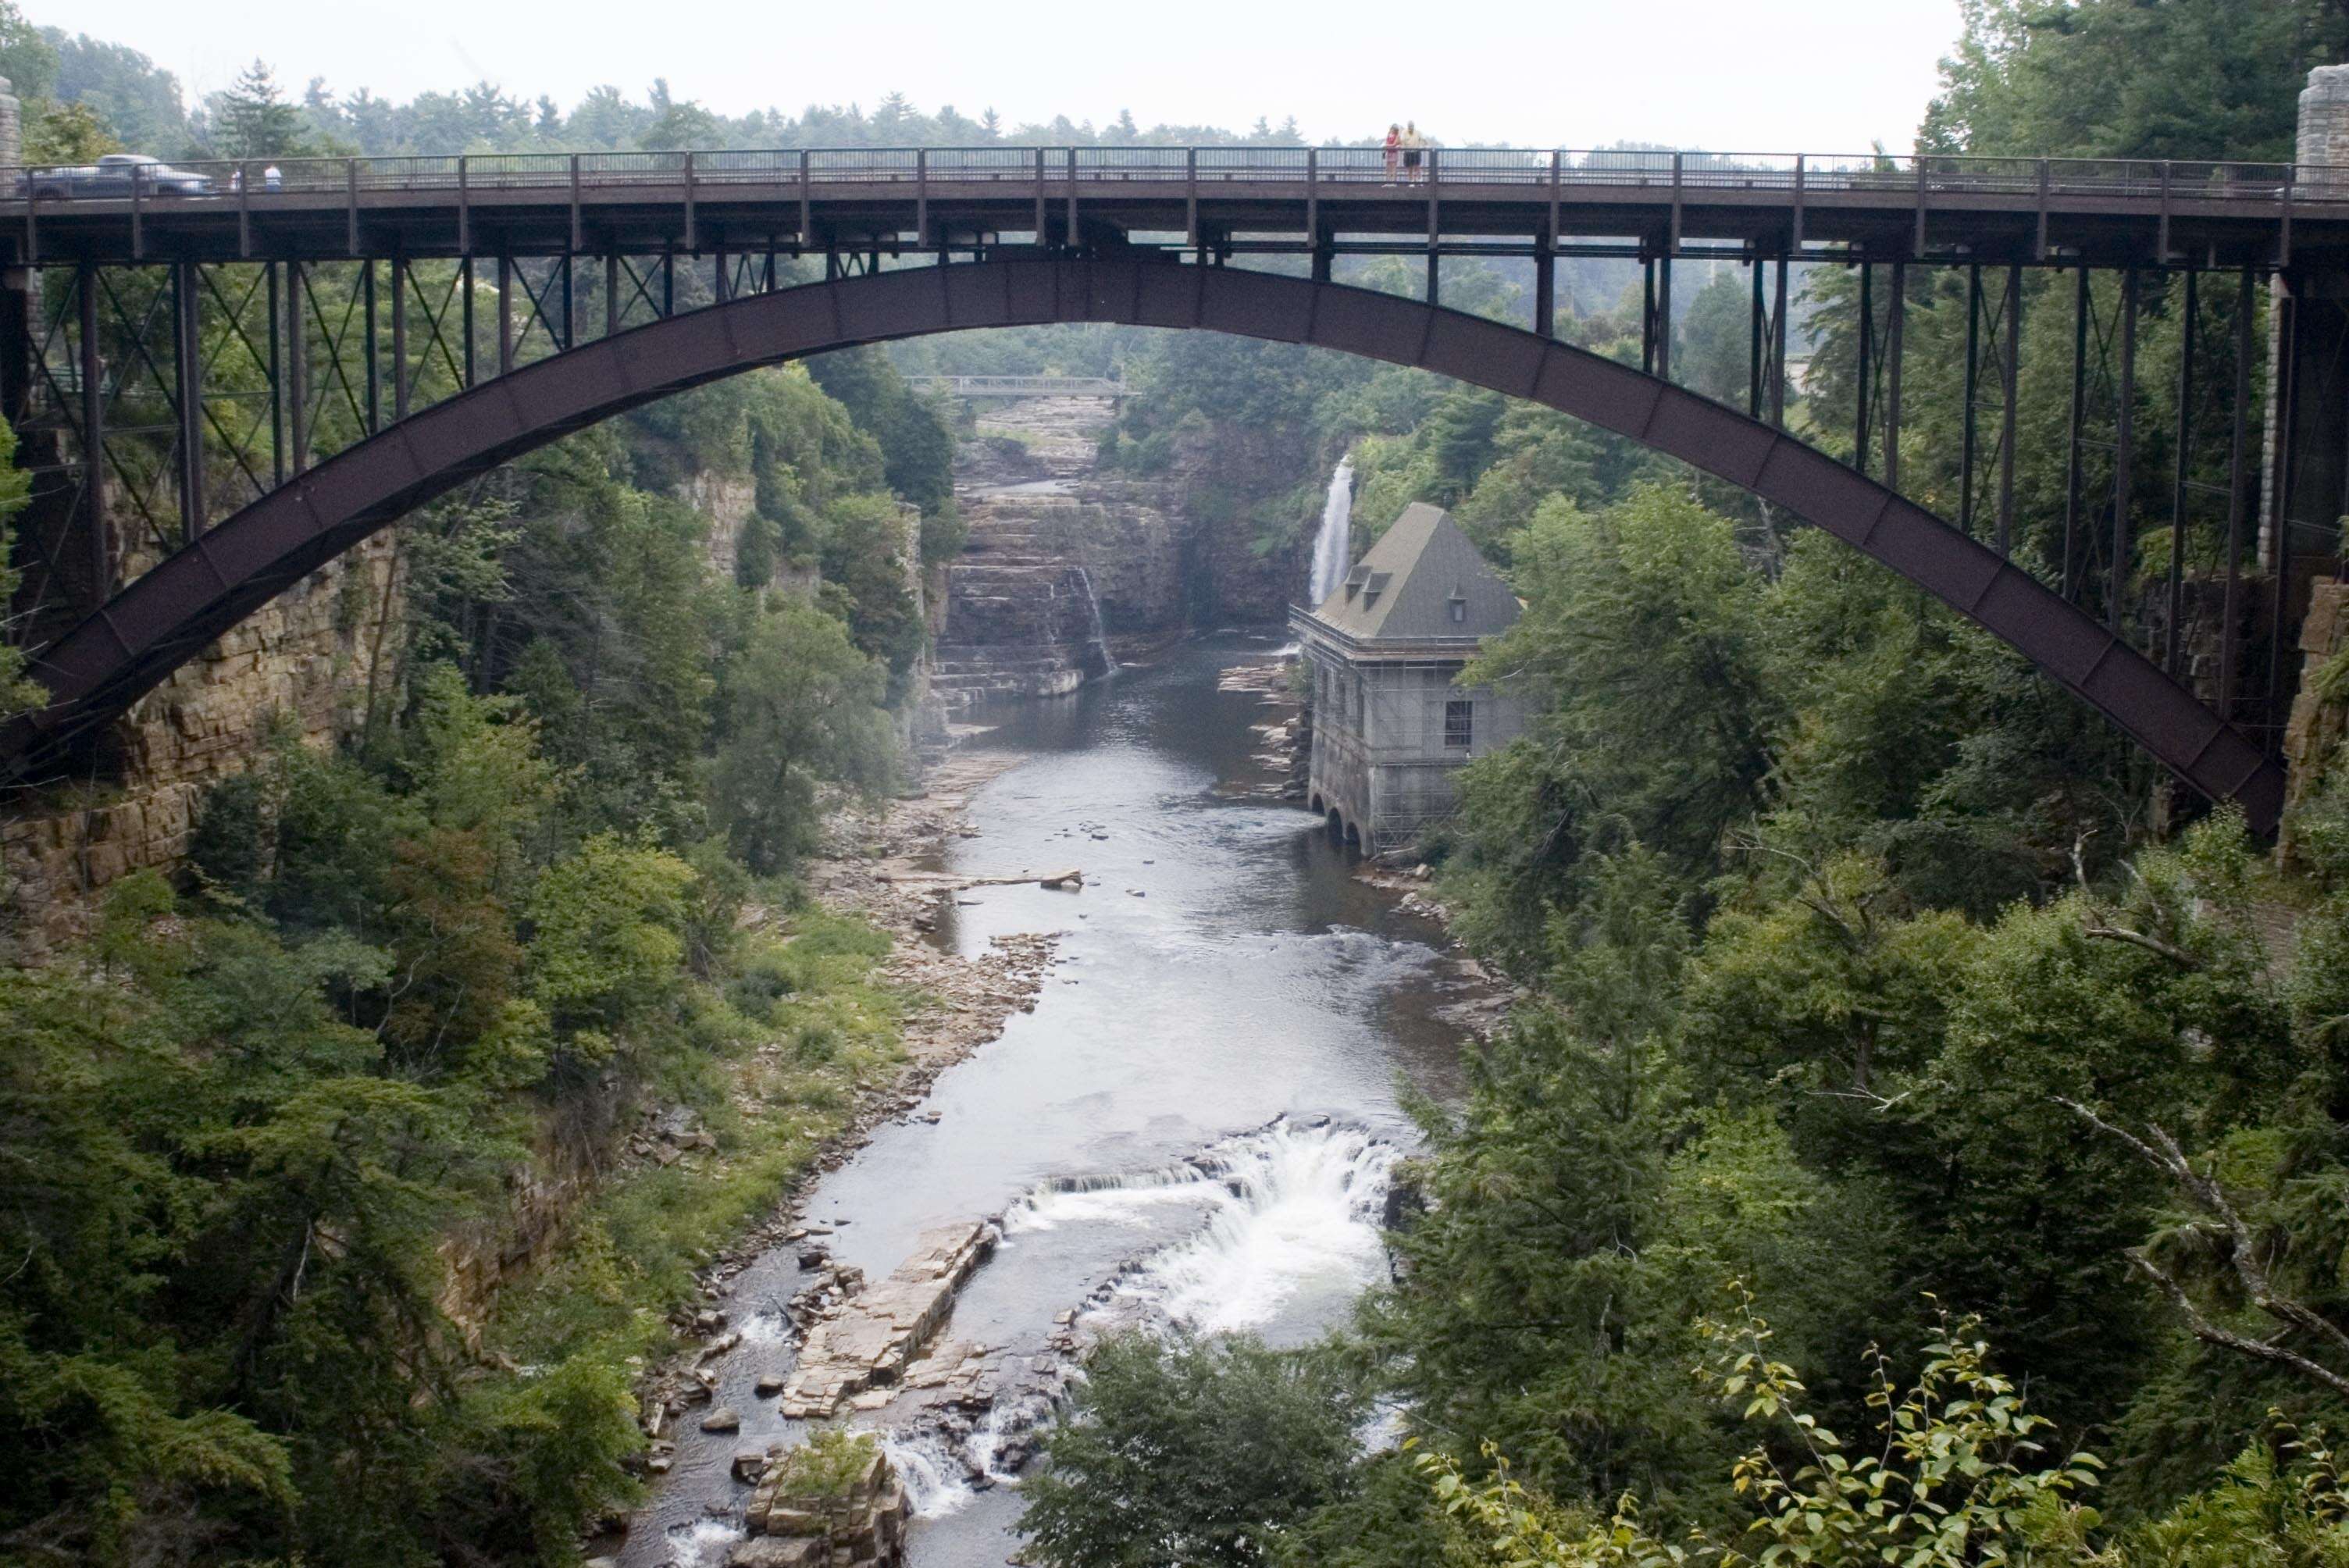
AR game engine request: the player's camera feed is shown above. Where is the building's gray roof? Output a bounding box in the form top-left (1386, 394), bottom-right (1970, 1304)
top-left (1310, 502), bottom-right (1520, 643)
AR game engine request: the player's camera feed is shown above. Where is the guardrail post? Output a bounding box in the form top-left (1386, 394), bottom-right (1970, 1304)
top-left (129, 165), bottom-right (142, 258)
top-left (683, 151), bottom-right (697, 252)
top-left (915, 148), bottom-right (929, 248)
top-left (798, 148), bottom-right (812, 253)
top-left (1669, 150), bottom-right (1683, 253)
top-left (235, 161), bottom-right (251, 257)
top-left (569, 153), bottom-right (582, 251)
top-left (2279, 162), bottom-right (2294, 268)
top-left (1791, 152), bottom-right (1805, 249)
top-left (1548, 148), bottom-right (1561, 245)
top-left (1065, 147), bottom-right (1079, 248)
top-left (1305, 145), bottom-right (1317, 253)
top-left (1186, 146), bottom-right (1198, 251)
top-left (2035, 158), bottom-right (2050, 258)
top-left (1913, 153), bottom-right (1928, 255)
top-left (1427, 144), bottom-right (1441, 257)
top-left (1034, 146), bottom-right (1047, 242)
top-left (457, 155), bottom-right (470, 255)
top-left (2158, 159), bottom-right (2173, 262)
top-left (346, 158), bottom-right (360, 255)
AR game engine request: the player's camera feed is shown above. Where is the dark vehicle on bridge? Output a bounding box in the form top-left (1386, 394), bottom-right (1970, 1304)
top-left (18, 152), bottom-right (216, 198)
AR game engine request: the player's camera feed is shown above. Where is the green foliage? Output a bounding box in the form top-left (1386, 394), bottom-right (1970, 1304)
top-left (711, 601), bottom-right (895, 874)
top-left (0, 416), bottom-right (45, 722)
top-left (1018, 1334), bottom-right (1371, 1568)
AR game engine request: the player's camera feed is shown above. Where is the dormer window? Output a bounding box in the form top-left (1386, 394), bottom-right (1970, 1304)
top-left (1449, 588), bottom-right (1468, 624)
top-left (1362, 572), bottom-right (1392, 606)
top-left (1344, 565), bottom-right (1371, 601)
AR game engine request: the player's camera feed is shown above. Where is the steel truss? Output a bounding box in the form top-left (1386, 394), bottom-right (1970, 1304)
top-left (0, 225), bottom-right (2326, 789)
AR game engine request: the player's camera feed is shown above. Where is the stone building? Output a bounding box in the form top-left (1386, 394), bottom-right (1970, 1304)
top-left (1292, 503), bottom-right (1528, 853)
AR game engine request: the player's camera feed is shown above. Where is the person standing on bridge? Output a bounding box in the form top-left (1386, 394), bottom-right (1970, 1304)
top-left (1402, 123), bottom-right (1426, 182)
top-left (1383, 124), bottom-right (1402, 184)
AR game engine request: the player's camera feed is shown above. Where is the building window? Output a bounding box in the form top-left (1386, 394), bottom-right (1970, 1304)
top-left (1449, 593), bottom-right (1467, 624)
top-left (1443, 699), bottom-right (1474, 749)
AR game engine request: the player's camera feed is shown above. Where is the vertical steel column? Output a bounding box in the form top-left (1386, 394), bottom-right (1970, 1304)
top-left (1885, 260), bottom-right (1905, 492)
top-left (1748, 252), bottom-right (1765, 417)
top-left (461, 256), bottom-right (476, 388)
top-left (1425, 251), bottom-right (1439, 308)
top-left (1641, 258), bottom-right (1657, 376)
top-left (1960, 262), bottom-right (1983, 533)
top-left (712, 243), bottom-right (729, 305)
top-left (287, 259), bottom-right (308, 477)
top-left (2265, 287), bottom-right (2300, 737)
top-left (1770, 251), bottom-right (1789, 429)
top-left (2219, 268), bottom-right (2255, 717)
top-left (662, 249), bottom-right (675, 316)
top-left (558, 255), bottom-right (572, 350)
top-left (604, 252), bottom-right (618, 337)
top-left (1534, 230), bottom-right (1554, 340)
top-left (267, 260), bottom-right (285, 486)
top-left (362, 258), bottom-right (380, 434)
top-left (2062, 266), bottom-right (2090, 599)
top-left (1853, 262), bottom-right (1872, 477)
top-left (173, 259), bottom-right (204, 543)
top-left (497, 255), bottom-right (513, 376)
top-left (2167, 269), bottom-right (2198, 673)
top-left (2109, 266), bottom-right (2138, 632)
top-left (1655, 251), bottom-right (1673, 383)
top-left (391, 255), bottom-right (409, 422)
top-left (77, 264), bottom-right (109, 600)
top-left (1995, 263), bottom-right (2021, 558)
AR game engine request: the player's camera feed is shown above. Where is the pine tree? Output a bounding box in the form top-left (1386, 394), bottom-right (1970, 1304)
top-left (214, 59), bottom-right (306, 159)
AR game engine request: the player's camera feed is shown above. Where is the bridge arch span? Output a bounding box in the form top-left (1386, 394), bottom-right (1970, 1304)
top-left (3, 255), bottom-right (2284, 828)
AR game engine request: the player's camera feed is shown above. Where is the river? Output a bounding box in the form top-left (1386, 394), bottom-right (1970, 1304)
top-left (621, 631), bottom-right (1479, 1568)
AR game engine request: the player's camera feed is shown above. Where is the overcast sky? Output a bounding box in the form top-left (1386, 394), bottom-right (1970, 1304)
top-left (44, 0), bottom-right (1966, 152)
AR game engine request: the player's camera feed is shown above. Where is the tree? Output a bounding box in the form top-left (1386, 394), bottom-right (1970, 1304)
top-left (212, 59), bottom-right (312, 159)
top-left (1446, 486), bottom-right (1776, 964)
top-left (1018, 1335), bottom-right (1368, 1568)
top-left (23, 97), bottom-right (118, 163)
top-left (710, 602), bottom-right (893, 874)
top-left (0, 417), bottom-right (43, 722)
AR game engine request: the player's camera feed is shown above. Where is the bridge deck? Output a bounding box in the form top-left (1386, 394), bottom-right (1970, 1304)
top-left (14, 146), bottom-right (2348, 267)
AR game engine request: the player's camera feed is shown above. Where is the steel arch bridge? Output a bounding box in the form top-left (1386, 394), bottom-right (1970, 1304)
top-left (0, 255), bottom-right (2288, 826)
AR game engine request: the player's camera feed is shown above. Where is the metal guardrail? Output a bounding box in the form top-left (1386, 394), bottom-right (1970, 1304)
top-left (8, 145), bottom-right (2344, 209)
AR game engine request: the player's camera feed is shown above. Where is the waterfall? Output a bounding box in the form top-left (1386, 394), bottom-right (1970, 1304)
top-left (1008, 1118), bottom-right (1395, 1337)
top-left (1306, 455), bottom-right (1356, 608)
top-left (1072, 565), bottom-right (1115, 680)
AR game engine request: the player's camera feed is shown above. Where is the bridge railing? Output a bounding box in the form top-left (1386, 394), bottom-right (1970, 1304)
top-left (10, 146), bottom-right (2349, 208)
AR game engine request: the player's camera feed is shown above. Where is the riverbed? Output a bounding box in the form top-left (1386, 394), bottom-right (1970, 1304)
top-left (621, 631), bottom-right (1481, 1568)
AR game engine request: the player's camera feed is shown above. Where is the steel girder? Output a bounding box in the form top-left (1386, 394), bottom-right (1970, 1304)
top-left (0, 255), bottom-right (2287, 829)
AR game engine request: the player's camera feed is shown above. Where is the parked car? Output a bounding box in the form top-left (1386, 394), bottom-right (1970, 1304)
top-left (18, 153), bottom-right (216, 198)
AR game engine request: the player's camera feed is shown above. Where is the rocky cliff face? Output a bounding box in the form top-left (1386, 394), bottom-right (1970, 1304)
top-left (3, 529), bottom-right (400, 949)
top-left (931, 397), bottom-right (1305, 707)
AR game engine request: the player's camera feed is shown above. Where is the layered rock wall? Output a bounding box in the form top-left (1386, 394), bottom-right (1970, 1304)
top-left (3, 529), bottom-right (399, 947)
top-left (932, 396), bottom-right (1306, 707)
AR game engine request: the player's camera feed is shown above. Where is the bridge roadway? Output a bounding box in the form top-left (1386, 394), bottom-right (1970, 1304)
top-left (13, 145), bottom-right (2349, 270)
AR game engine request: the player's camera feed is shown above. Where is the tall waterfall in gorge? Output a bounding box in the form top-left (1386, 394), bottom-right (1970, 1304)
top-left (1307, 455), bottom-right (1355, 608)
top-left (1073, 565), bottom-right (1115, 679)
